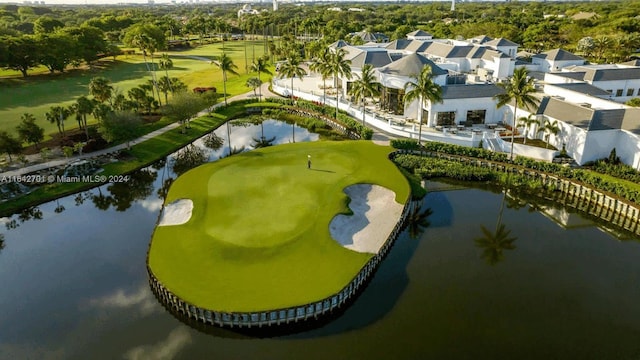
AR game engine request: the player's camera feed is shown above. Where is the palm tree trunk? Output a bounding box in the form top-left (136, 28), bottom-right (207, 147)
top-left (258, 73), bottom-right (262, 101)
top-left (322, 78), bottom-right (326, 105)
top-left (417, 97), bottom-right (423, 148)
top-left (362, 98), bottom-right (366, 126)
top-left (223, 72), bottom-right (228, 106)
top-left (510, 100), bottom-right (518, 161)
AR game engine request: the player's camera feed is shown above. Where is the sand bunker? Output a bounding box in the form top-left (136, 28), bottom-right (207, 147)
top-left (329, 184), bottom-right (404, 254)
top-left (158, 199), bottom-right (193, 226)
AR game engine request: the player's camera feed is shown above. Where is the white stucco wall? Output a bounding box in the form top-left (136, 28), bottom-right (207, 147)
top-left (426, 97), bottom-right (504, 127)
top-left (614, 131), bottom-right (640, 169)
top-left (590, 79), bottom-right (640, 103)
top-left (579, 130), bottom-right (620, 164)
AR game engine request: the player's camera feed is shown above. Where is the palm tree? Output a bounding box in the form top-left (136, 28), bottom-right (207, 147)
top-left (310, 47), bottom-right (332, 105)
top-left (278, 55), bottom-right (307, 97)
top-left (348, 64), bottom-right (379, 126)
top-left (329, 48), bottom-right (353, 119)
top-left (73, 95), bottom-right (95, 141)
top-left (278, 56), bottom-right (307, 143)
top-left (542, 119), bottom-right (560, 149)
top-left (213, 52), bottom-right (239, 106)
top-left (88, 77), bottom-right (113, 104)
top-left (158, 53), bottom-right (174, 94)
top-left (494, 67), bottom-right (539, 161)
top-left (517, 114), bottom-right (538, 145)
top-left (45, 105), bottom-right (71, 139)
top-left (250, 56), bottom-right (272, 101)
top-left (132, 33), bottom-right (162, 106)
top-left (403, 66), bottom-right (443, 148)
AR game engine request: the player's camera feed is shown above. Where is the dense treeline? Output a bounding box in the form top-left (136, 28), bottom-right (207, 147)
top-left (1, 1), bottom-right (640, 77)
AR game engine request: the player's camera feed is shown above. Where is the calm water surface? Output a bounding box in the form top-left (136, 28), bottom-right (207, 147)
top-left (1, 121), bottom-right (640, 359)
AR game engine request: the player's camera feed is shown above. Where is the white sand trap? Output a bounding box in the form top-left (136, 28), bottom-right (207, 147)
top-left (329, 184), bottom-right (404, 254)
top-left (158, 199), bottom-right (193, 226)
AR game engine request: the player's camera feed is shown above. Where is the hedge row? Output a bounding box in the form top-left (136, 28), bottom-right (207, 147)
top-left (265, 98), bottom-right (373, 140)
top-left (391, 143), bottom-right (640, 204)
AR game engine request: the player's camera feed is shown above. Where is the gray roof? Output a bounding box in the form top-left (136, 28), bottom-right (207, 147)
top-left (350, 49), bottom-right (392, 69)
top-left (546, 83), bottom-right (611, 97)
top-left (621, 59), bottom-right (640, 67)
top-left (481, 48), bottom-right (510, 60)
top-left (350, 31), bottom-right (389, 43)
top-left (424, 42), bottom-right (474, 58)
top-left (539, 96), bottom-right (626, 131)
top-left (539, 97), bottom-right (594, 129)
top-left (533, 49), bottom-right (585, 62)
top-left (404, 40), bottom-right (432, 53)
top-left (441, 84), bottom-right (505, 99)
top-left (582, 67), bottom-right (640, 81)
top-left (384, 39), bottom-right (412, 50)
top-left (378, 53), bottom-right (447, 77)
top-left (485, 38), bottom-right (519, 47)
top-left (551, 71), bottom-right (587, 80)
top-left (329, 40), bottom-right (349, 49)
top-left (589, 109), bottom-right (625, 131)
top-left (407, 29), bottom-right (432, 37)
top-left (470, 35), bottom-right (493, 44)
top-left (622, 108), bottom-right (640, 135)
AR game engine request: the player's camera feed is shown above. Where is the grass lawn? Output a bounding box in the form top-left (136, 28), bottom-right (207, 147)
top-left (0, 41), bottom-right (270, 140)
top-left (148, 141), bottom-right (410, 312)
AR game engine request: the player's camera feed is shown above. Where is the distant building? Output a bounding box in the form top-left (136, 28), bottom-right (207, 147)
top-left (238, 4), bottom-right (259, 18)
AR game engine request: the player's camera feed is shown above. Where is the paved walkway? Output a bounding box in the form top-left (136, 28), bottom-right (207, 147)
top-left (1, 84), bottom-right (271, 178)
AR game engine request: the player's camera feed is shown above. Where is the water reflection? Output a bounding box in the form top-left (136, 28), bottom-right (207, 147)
top-left (123, 327), bottom-right (192, 360)
top-left (474, 188), bottom-right (517, 266)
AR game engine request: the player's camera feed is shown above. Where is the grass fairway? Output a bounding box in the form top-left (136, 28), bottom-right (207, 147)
top-left (148, 141), bottom-right (410, 312)
top-left (0, 41), bottom-right (269, 138)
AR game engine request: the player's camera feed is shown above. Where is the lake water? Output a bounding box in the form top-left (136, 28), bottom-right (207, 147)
top-left (1, 120), bottom-right (640, 359)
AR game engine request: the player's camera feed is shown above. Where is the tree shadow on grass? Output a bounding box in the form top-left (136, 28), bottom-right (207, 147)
top-left (0, 61), bottom-right (156, 111)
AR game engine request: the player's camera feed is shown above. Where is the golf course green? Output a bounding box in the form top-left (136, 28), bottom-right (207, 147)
top-left (148, 141), bottom-right (410, 313)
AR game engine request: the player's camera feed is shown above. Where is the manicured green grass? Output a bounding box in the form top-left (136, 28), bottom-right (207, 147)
top-left (0, 41), bottom-right (269, 139)
top-left (148, 141), bottom-right (410, 312)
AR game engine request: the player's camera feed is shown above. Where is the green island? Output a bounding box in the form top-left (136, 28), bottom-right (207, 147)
top-left (148, 141), bottom-right (410, 312)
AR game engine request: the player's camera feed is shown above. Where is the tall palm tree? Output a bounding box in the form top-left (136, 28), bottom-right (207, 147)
top-left (310, 47), bottom-right (332, 105)
top-left (213, 52), bottom-right (239, 106)
top-left (542, 119), bottom-right (560, 149)
top-left (45, 105), bottom-right (71, 139)
top-left (250, 56), bottom-right (272, 101)
top-left (158, 53), bottom-right (174, 93)
top-left (88, 77), bottom-right (113, 104)
top-left (278, 55), bottom-right (306, 96)
top-left (72, 96), bottom-right (95, 141)
top-left (403, 66), bottom-right (443, 148)
top-left (278, 56), bottom-right (307, 143)
top-left (494, 67), bottom-right (539, 161)
top-left (348, 64), bottom-right (380, 126)
top-left (517, 114), bottom-right (538, 145)
top-left (132, 33), bottom-right (162, 106)
top-left (329, 48), bottom-right (353, 119)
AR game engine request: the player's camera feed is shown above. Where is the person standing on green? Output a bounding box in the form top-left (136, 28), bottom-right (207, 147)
top-left (307, 155), bottom-right (311, 169)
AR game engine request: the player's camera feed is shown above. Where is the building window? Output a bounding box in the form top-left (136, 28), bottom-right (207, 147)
top-left (466, 110), bottom-right (486, 124)
top-left (627, 88), bottom-right (635, 96)
top-left (606, 89), bottom-right (613, 94)
top-left (436, 111), bottom-right (456, 126)
top-left (616, 89), bottom-right (624, 97)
